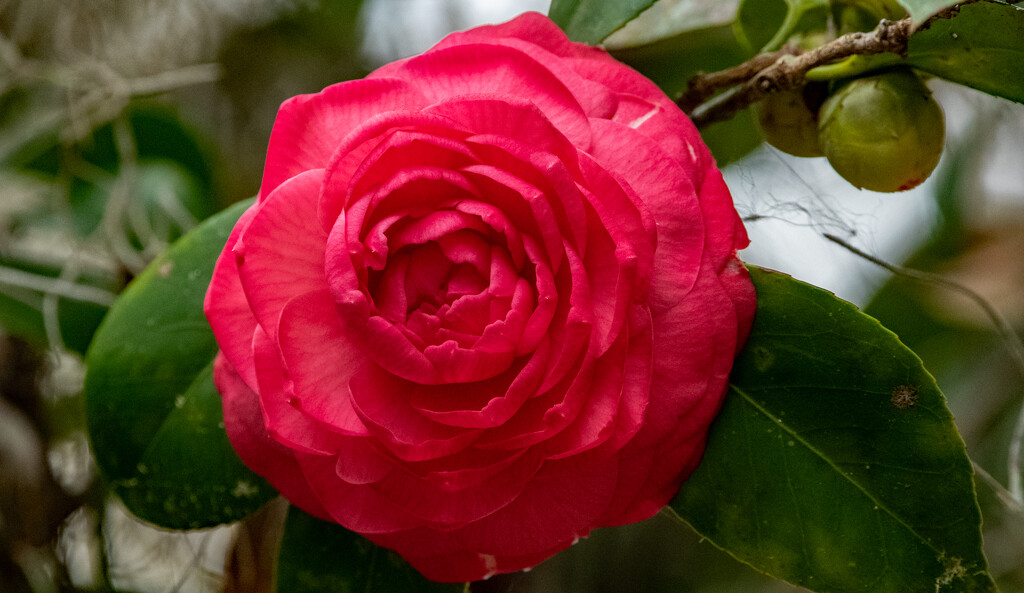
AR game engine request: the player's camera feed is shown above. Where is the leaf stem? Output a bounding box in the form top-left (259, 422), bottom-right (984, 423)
top-left (972, 461), bottom-right (1024, 515)
top-left (0, 264), bottom-right (117, 307)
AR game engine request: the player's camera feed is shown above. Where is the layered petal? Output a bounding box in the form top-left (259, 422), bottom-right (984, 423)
top-left (207, 11), bottom-right (755, 585)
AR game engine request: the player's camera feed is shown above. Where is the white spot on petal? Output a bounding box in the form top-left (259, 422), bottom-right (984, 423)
top-left (628, 105), bottom-right (660, 129)
top-left (479, 554), bottom-right (498, 580)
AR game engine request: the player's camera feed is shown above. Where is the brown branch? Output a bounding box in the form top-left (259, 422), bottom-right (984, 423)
top-left (681, 17), bottom-right (914, 127)
top-left (676, 47), bottom-right (800, 113)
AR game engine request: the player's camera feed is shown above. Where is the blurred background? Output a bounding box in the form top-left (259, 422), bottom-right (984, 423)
top-left (0, 0), bottom-right (1022, 591)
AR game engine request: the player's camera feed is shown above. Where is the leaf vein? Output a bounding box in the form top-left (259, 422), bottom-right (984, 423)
top-left (729, 383), bottom-right (945, 557)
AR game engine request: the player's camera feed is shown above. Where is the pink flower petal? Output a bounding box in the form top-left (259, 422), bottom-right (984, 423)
top-left (463, 138), bottom-right (588, 260)
top-left (371, 43), bottom-right (593, 148)
top-left (366, 447), bottom-right (544, 526)
top-left (543, 304), bottom-right (653, 460)
top-left (461, 165), bottom-right (565, 275)
top-left (236, 169), bottom-right (327, 341)
top-left (586, 117), bottom-right (705, 316)
top-left (317, 110), bottom-right (475, 232)
top-left (338, 297), bottom-right (443, 384)
top-left (424, 98), bottom-right (579, 162)
top-left (251, 325), bottom-right (345, 454)
top-left (697, 168), bottom-right (751, 268)
top-left (537, 243), bottom-right (592, 394)
top-left (411, 344), bottom-right (549, 429)
top-left (389, 211), bottom-right (489, 254)
top-left (332, 436), bottom-right (394, 486)
top-left (348, 363), bottom-right (483, 461)
top-left (452, 453), bottom-right (619, 557)
top-left (474, 347), bottom-right (593, 452)
top-left (274, 291), bottom-right (370, 435)
top-left (296, 454), bottom-right (423, 534)
top-left (260, 78), bottom-right (427, 200)
top-left (214, 353), bottom-right (331, 520)
top-left (205, 204), bottom-right (259, 390)
top-left (454, 199), bottom-right (527, 269)
top-left (422, 338), bottom-right (517, 385)
top-left (328, 166), bottom-right (479, 279)
top-left (368, 451), bottom-right (618, 582)
top-left (373, 531), bottom-right (567, 583)
top-left (567, 56), bottom-right (713, 180)
top-left (598, 269), bottom-right (739, 525)
top-left (434, 12), bottom-right (611, 64)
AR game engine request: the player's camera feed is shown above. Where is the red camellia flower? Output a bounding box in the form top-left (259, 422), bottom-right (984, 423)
top-left (205, 12), bottom-right (755, 583)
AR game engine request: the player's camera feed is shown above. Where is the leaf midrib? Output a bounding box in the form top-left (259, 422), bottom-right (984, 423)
top-left (728, 382), bottom-right (944, 557)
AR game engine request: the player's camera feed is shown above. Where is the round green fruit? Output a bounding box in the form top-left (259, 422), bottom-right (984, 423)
top-left (818, 69), bottom-right (945, 192)
top-left (755, 83), bottom-right (827, 158)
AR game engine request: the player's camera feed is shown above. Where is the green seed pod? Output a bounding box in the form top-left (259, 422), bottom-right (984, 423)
top-left (755, 83), bottom-right (828, 158)
top-left (818, 69), bottom-right (945, 193)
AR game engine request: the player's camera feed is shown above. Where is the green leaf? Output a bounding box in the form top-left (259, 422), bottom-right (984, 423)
top-left (672, 267), bottom-right (995, 593)
top-left (898, 0), bottom-right (959, 23)
top-left (808, 1), bottom-right (1024, 104)
top-left (735, 0), bottom-right (829, 53)
top-left (85, 198), bottom-right (276, 529)
top-left (277, 506), bottom-right (465, 593)
top-left (699, 107), bottom-right (764, 168)
top-left (601, 0), bottom-right (740, 48)
top-left (735, 0), bottom-right (791, 52)
top-left (548, 0), bottom-right (659, 44)
top-left (907, 0), bottom-right (1024, 104)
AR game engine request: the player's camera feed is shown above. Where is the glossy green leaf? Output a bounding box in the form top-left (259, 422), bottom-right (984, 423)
top-left (277, 506), bottom-right (465, 593)
top-left (699, 107), bottom-right (764, 168)
top-left (85, 198), bottom-right (276, 529)
top-left (548, 0), bottom-right (658, 44)
top-left (907, 0), bottom-right (1024, 104)
top-left (672, 267), bottom-right (995, 593)
top-left (898, 0), bottom-right (959, 22)
top-left (735, 0), bottom-right (828, 53)
top-left (808, 1), bottom-right (1024, 104)
top-left (601, 0), bottom-right (740, 48)
top-left (735, 0), bottom-right (790, 52)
